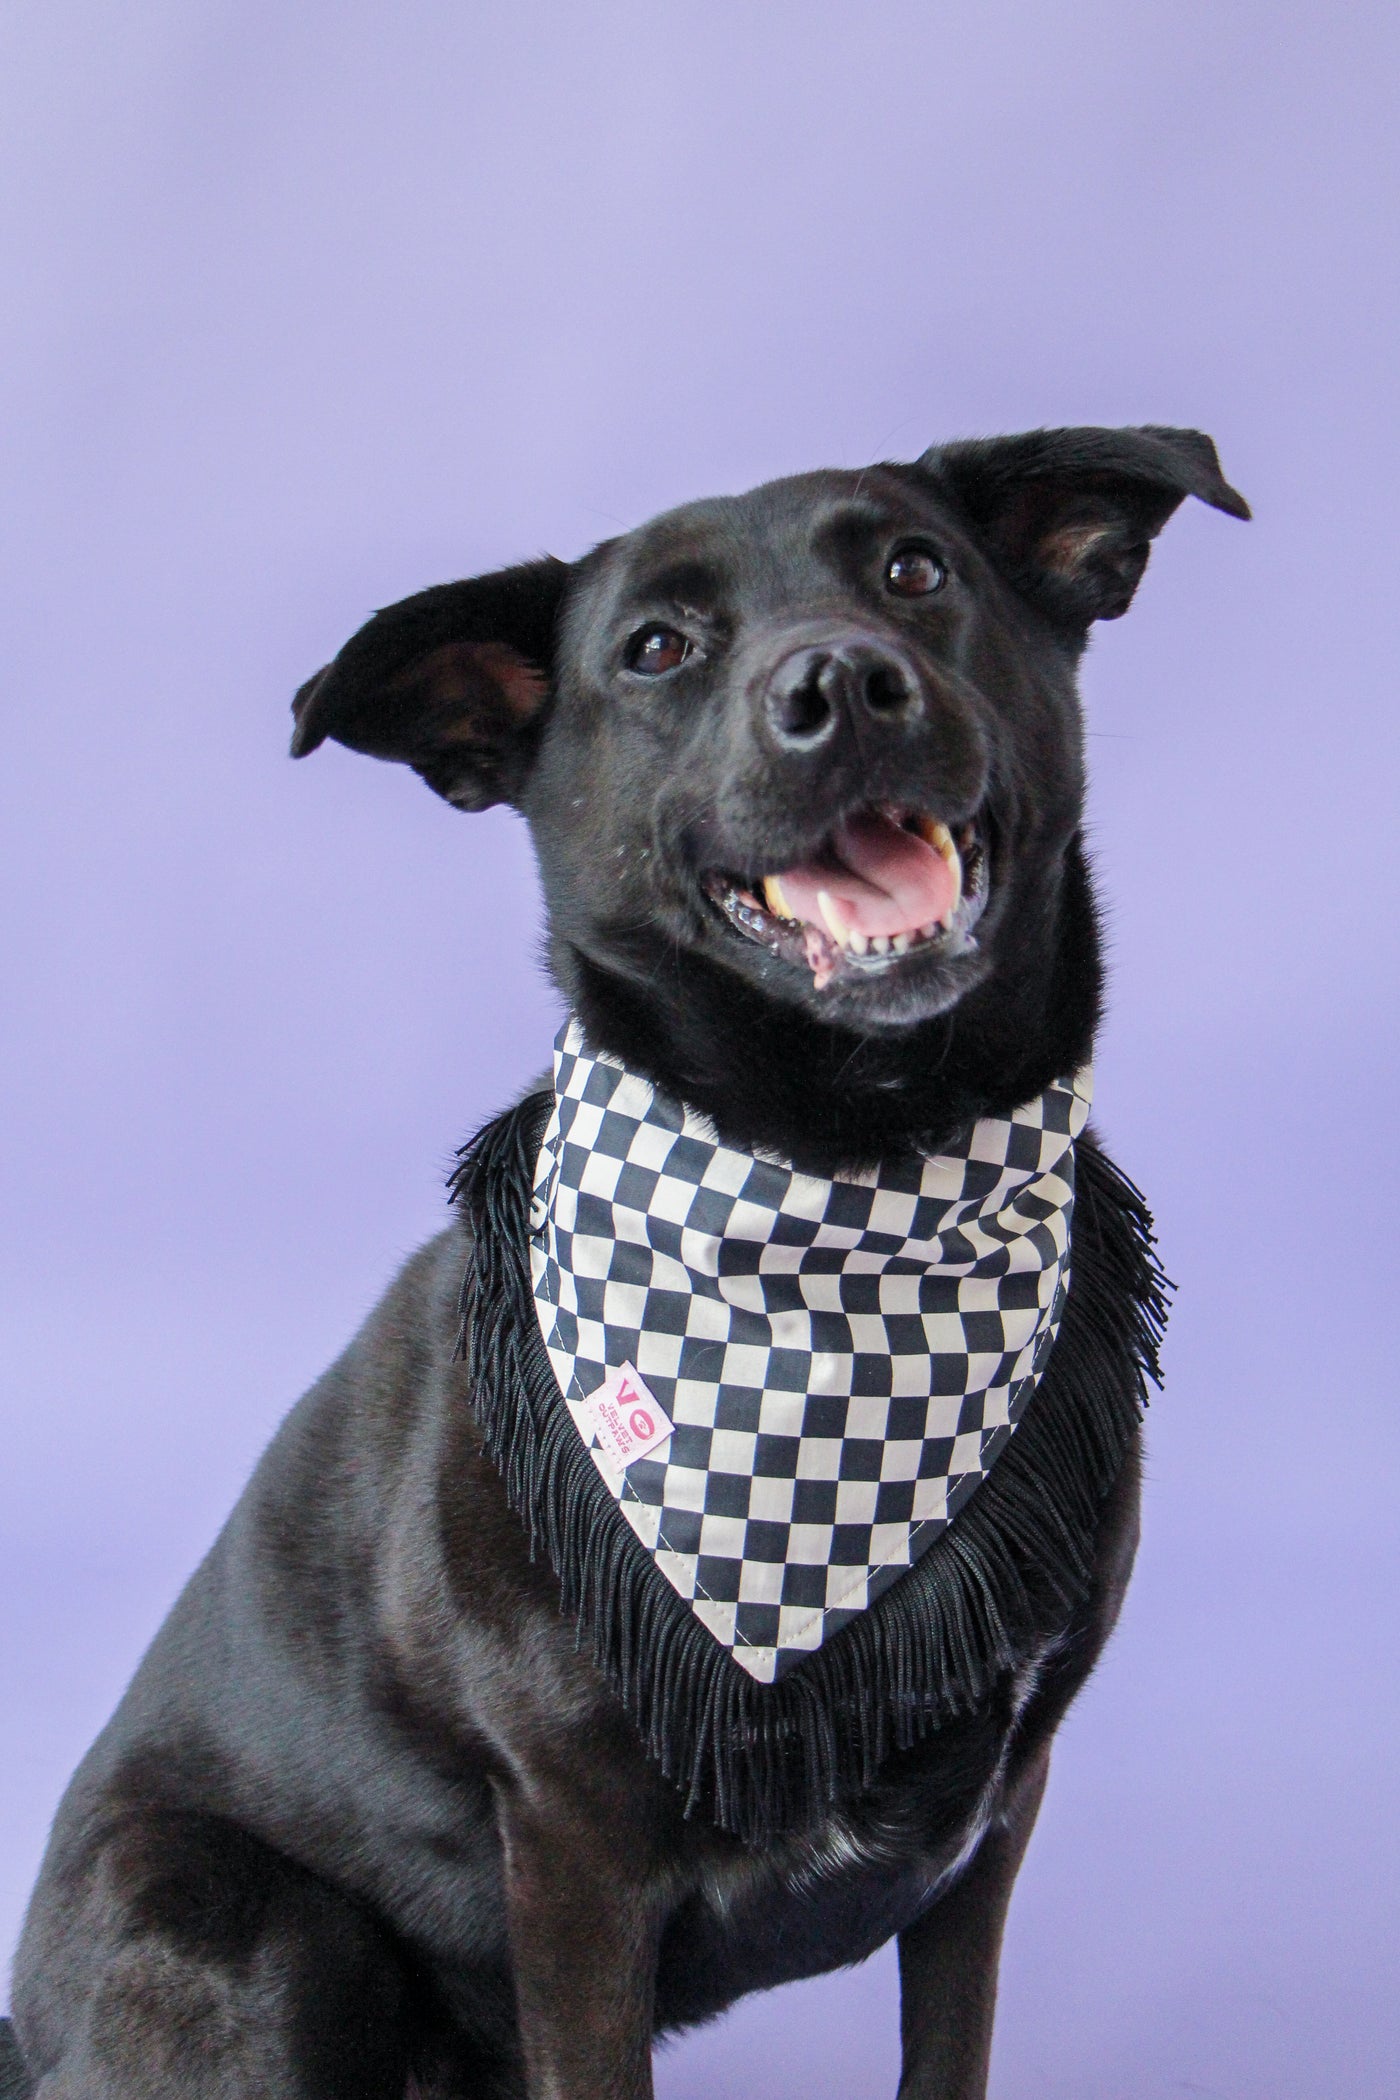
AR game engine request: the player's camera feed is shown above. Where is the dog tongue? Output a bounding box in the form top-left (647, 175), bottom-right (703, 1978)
top-left (773, 808), bottom-right (957, 940)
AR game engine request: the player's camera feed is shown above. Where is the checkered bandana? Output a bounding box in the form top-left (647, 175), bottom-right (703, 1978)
top-left (529, 1021), bottom-right (1092, 1685)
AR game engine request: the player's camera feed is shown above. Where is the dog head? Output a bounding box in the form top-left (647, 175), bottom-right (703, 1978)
top-left (292, 427), bottom-right (1246, 1165)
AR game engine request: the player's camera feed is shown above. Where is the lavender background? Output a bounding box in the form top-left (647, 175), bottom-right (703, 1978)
top-left (2, 5), bottom-right (1397, 2094)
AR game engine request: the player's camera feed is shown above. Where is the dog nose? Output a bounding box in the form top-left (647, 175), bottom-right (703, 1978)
top-left (763, 643), bottom-right (920, 751)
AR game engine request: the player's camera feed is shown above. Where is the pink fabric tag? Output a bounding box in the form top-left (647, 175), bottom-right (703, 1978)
top-left (580, 1364), bottom-right (674, 1468)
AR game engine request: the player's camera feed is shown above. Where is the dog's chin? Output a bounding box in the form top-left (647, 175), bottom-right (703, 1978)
top-left (801, 943), bottom-right (993, 1030)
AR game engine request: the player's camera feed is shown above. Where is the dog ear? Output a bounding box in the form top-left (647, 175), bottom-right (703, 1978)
top-left (919, 426), bottom-right (1249, 631)
top-left (289, 556), bottom-right (571, 811)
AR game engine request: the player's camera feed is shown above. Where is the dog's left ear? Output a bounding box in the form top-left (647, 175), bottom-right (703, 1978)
top-left (289, 556), bottom-right (571, 810)
top-left (919, 425), bottom-right (1250, 632)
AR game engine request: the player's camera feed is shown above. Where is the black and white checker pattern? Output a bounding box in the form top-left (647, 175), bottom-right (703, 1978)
top-left (530, 1021), bottom-right (1091, 1685)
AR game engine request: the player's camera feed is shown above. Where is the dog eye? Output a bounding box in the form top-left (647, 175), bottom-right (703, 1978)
top-left (626, 624), bottom-right (693, 675)
top-left (885, 544), bottom-right (946, 598)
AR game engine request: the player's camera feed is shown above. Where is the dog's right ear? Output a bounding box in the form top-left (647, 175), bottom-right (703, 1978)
top-left (289, 556), bottom-right (571, 811)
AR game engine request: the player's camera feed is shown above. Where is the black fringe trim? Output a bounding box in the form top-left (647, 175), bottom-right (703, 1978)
top-left (450, 1092), bottom-right (1168, 1844)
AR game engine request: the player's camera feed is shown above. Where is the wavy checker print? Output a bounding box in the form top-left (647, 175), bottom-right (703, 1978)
top-left (530, 1022), bottom-right (1090, 1684)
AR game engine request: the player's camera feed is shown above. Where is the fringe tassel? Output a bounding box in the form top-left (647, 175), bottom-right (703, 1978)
top-left (450, 1093), bottom-right (1168, 1844)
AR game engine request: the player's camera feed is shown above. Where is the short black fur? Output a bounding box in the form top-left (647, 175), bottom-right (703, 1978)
top-left (11, 426), bottom-right (1246, 2100)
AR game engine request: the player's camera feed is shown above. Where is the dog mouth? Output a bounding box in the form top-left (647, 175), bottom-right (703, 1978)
top-left (702, 805), bottom-right (990, 992)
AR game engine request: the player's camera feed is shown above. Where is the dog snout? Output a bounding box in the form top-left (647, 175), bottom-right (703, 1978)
top-left (762, 641), bottom-right (921, 754)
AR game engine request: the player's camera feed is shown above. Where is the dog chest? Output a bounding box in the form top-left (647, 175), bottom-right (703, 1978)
top-left (653, 1707), bottom-right (1013, 2024)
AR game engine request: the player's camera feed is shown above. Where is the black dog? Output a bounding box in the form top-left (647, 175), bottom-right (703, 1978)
top-left (9, 427), bottom-right (1247, 2100)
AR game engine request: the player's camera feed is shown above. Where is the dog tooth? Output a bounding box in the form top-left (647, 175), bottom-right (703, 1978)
top-left (848, 930), bottom-right (870, 956)
top-left (873, 934), bottom-right (892, 955)
top-left (918, 818), bottom-right (964, 911)
top-left (764, 874), bottom-right (794, 920)
top-left (941, 841), bottom-right (964, 909)
top-left (816, 889), bottom-right (851, 948)
top-left (920, 922), bottom-right (939, 939)
top-left (892, 932), bottom-right (912, 954)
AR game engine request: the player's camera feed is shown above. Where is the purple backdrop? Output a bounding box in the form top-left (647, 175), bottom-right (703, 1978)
top-left (3, 5), bottom-right (1397, 2094)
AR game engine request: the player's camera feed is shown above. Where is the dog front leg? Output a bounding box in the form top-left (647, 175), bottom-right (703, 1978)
top-left (495, 1784), bottom-right (662, 2100)
top-left (894, 1743), bottom-right (1050, 2100)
